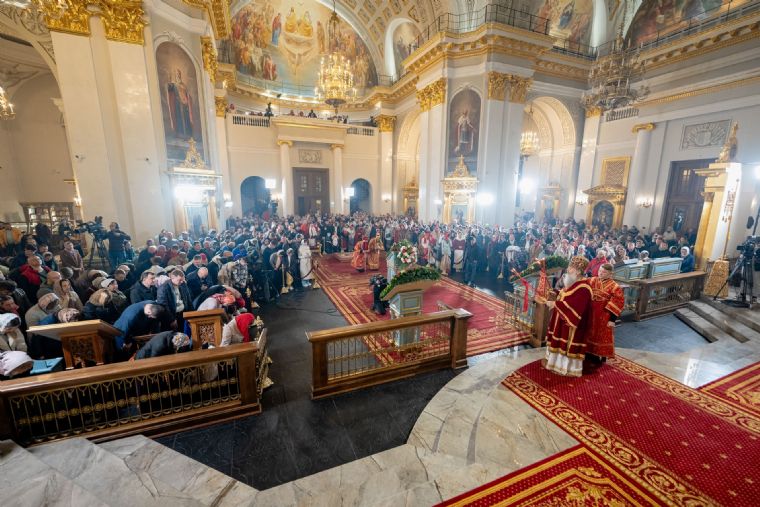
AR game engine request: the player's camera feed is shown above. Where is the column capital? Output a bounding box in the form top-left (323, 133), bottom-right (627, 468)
top-left (376, 114), bottom-right (396, 132)
top-left (330, 143), bottom-right (344, 151)
top-left (416, 78), bottom-right (446, 112)
top-left (214, 96), bottom-right (227, 117)
top-left (43, 0), bottom-right (147, 45)
top-left (201, 36), bottom-right (218, 84)
top-left (507, 75), bottom-right (532, 104)
top-left (487, 71), bottom-right (510, 101)
top-left (584, 105), bottom-right (602, 118)
top-left (277, 140), bottom-right (294, 147)
top-left (632, 122), bottom-right (656, 134)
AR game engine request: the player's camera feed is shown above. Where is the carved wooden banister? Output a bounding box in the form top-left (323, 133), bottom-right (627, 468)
top-left (183, 308), bottom-right (226, 347)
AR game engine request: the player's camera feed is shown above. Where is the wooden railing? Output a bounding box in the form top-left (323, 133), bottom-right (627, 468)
top-left (308, 309), bottom-right (471, 399)
top-left (504, 287), bottom-right (551, 348)
top-left (628, 271), bottom-right (706, 320)
top-left (0, 343), bottom-right (263, 446)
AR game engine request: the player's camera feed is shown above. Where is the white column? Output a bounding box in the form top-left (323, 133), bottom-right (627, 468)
top-left (728, 164), bottom-right (755, 254)
top-left (574, 112), bottom-right (602, 221)
top-left (215, 96), bottom-right (232, 224)
top-left (417, 110), bottom-right (431, 221)
top-left (278, 140), bottom-right (293, 216)
top-left (479, 97), bottom-right (506, 225)
top-left (378, 122), bottom-right (394, 215)
top-left (331, 144), bottom-right (344, 214)
top-left (622, 123), bottom-right (656, 227)
top-left (425, 103), bottom-right (446, 222)
top-left (497, 100), bottom-right (525, 227)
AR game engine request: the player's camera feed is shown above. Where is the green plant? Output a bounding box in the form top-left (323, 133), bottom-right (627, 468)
top-left (380, 266), bottom-right (441, 299)
top-left (510, 255), bottom-right (569, 281)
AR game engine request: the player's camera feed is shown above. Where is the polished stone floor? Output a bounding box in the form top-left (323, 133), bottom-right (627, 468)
top-left (155, 270), bottom-right (735, 492)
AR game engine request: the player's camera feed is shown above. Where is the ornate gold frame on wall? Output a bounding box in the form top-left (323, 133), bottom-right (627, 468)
top-left (441, 156), bottom-right (478, 224)
top-left (537, 184), bottom-right (562, 221)
top-left (402, 178), bottom-right (419, 217)
top-left (583, 156), bottom-right (631, 229)
top-left (170, 139), bottom-right (220, 232)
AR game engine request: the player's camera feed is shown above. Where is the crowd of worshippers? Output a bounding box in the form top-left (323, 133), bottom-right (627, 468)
top-left (0, 212), bottom-right (698, 376)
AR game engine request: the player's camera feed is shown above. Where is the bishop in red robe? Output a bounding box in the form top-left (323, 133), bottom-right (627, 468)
top-left (586, 263), bottom-right (625, 361)
top-left (544, 256), bottom-right (593, 377)
top-left (351, 236), bottom-right (368, 272)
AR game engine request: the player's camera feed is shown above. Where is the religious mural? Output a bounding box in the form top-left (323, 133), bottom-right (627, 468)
top-left (224, 0), bottom-right (378, 92)
top-left (627, 0), bottom-right (749, 46)
top-left (512, 0), bottom-right (594, 48)
top-left (447, 89), bottom-right (481, 175)
top-left (391, 21), bottom-right (421, 77)
top-left (156, 42), bottom-right (205, 163)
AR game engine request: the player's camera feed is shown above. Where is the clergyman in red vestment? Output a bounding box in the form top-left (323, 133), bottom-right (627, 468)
top-left (586, 263), bottom-right (625, 362)
top-left (351, 237), bottom-right (368, 272)
top-left (543, 256), bottom-right (593, 377)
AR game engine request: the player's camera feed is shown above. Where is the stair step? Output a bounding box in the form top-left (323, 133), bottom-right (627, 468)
top-left (0, 440), bottom-right (109, 507)
top-left (688, 301), bottom-right (757, 343)
top-left (675, 309), bottom-right (728, 343)
top-left (29, 437), bottom-right (203, 507)
top-left (100, 435), bottom-right (257, 506)
top-left (699, 297), bottom-right (760, 334)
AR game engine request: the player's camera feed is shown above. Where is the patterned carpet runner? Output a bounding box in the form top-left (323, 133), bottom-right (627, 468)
top-left (314, 255), bottom-right (530, 356)
top-left (496, 357), bottom-right (760, 506)
top-left (437, 445), bottom-right (661, 506)
top-left (698, 362), bottom-right (760, 417)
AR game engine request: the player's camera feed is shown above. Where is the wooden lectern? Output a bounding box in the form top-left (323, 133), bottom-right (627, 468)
top-left (28, 320), bottom-right (121, 369)
top-left (183, 308), bottom-right (226, 347)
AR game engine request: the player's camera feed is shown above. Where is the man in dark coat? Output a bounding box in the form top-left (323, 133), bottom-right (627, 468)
top-left (186, 267), bottom-right (211, 300)
top-left (135, 331), bottom-right (191, 359)
top-left (113, 301), bottom-right (165, 353)
top-left (463, 235), bottom-right (481, 287)
top-left (130, 271), bottom-right (157, 304)
top-left (156, 270), bottom-right (193, 329)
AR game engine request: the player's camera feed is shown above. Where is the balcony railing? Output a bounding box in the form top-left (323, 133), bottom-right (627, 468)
top-left (308, 309), bottom-right (471, 399)
top-left (231, 115), bottom-right (270, 127)
top-left (605, 107), bottom-right (639, 122)
top-left (346, 126), bottom-right (375, 136)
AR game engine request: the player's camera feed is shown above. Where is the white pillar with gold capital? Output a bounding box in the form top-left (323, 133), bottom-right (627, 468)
top-left (574, 107), bottom-right (602, 221)
top-left (376, 115), bottom-right (395, 215)
top-left (278, 140), bottom-right (294, 216)
top-left (623, 123), bottom-right (656, 227)
top-left (415, 78), bottom-right (447, 222)
top-left (214, 93), bottom-right (233, 221)
top-left (331, 144), bottom-right (344, 214)
top-left (479, 73), bottom-right (507, 225)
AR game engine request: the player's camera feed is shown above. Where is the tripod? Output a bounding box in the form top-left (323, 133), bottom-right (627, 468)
top-left (715, 205), bottom-right (760, 309)
top-left (86, 236), bottom-right (110, 270)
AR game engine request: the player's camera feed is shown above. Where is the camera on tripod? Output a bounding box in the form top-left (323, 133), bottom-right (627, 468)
top-left (736, 235), bottom-right (759, 253)
top-left (75, 216), bottom-right (106, 241)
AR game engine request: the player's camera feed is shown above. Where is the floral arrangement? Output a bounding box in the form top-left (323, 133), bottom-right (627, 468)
top-left (510, 255), bottom-right (569, 281)
top-left (390, 240), bottom-right (418, 266)
top-left (380, 266), bottom-right (441, 299)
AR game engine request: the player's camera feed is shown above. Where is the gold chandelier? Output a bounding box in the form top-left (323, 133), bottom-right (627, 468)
top-left (582, 6), bottom-right (649, 112)
top-left (0, 86), bottom-right (15, 120)
top-left (315, 1), bottom-right (355, 113)
top-left (520, 104), bottom-right (539, 157)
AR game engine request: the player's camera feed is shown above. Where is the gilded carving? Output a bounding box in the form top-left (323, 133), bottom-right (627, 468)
top-left (585, 105), bottom-right (602, 118)
top-left (681, 120), bottom-right (730, 150)
top-left (180, 139), bottom-right (209, 169)
top-left (36, 0), bottom-right (147, 44)
top-left (416, 78), bottom-right (446, 112)
top-left (298, 149), bottom-right (322, 163)
top-left (277, 140), bottom-right (294, 147)
top-left (631, 122), bottom-right (656, 134)
top-left (508, 75), bottom-right (531, 104)
top-left (201, 36), bottom-right (218, 84)
top-left (39, 0), bottom-right (90, 37)
top-left (180, 0), bottom-right (231, 39)
top-left (487, 71), bottom-right (509, 101)
top-left (716, 122), bottom-right (739, 163)
top-left (214, 95), bottom-right (227, 117)
top-left (376, 114), bottom-right (396, 132)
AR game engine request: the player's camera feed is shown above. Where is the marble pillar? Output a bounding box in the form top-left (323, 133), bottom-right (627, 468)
top-left (573, 109), bottom-right (602, 221)
top-left (623, 123), bottom-right (656, 227)
top-left (214, 93), bottom-right (232, 224)
top-left (377, 115), bottom-right (395, 215)
top-left (415, 78), bottom-right (447, 223)
top-left (497, 100), bottom-right (525, 227)
top-left (278, 140), bottom-right (294, 216)
top-left (478, 95), bottom-right (505, 225)
top-left (694, 162), bottom-right (742, 268)
top-left (331, 144), bottom-right (344, 214)
top-left (417, 110), bottom-right (431, 221)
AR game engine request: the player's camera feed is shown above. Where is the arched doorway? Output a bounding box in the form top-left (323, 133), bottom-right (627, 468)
top-left (350, 179), bottom-right (371, 214)
top-left (240, 176), bottom-right (270, 217)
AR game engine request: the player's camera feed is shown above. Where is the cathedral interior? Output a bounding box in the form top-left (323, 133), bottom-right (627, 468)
top-left (0, 0), bottom-right (759, 505)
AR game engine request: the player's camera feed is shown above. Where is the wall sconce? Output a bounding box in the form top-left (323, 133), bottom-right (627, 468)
top-left (382, 193), bottom-right (391, 203)
top-left (265, 178), bottom-right (277, 189)
top-left (575, 195), bottom-right (588, 206)
top-left (73, 196), bottom-right (82, 207)
top-left (637, 197), bottom-right (653, 208)
top-left (224, 200), bottom-right (234, 208)
top-left (271, 192), bottom-right (281, 201)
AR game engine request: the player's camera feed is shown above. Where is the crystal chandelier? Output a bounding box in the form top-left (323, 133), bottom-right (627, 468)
top-left (582, 6), bottom-right (649, 112)
top-left (520, 104), bottom-right (539, 157)
top-left (0, 86), bottom-right (15, 120)
top-left (315, 1), bottom-right (355, 114)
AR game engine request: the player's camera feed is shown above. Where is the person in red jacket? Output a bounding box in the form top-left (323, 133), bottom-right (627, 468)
top-left (586, 249), bottom-right (607, 277)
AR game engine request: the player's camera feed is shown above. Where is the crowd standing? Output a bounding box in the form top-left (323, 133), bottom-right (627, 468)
top-left (0, 210), bottom-right (702, 378)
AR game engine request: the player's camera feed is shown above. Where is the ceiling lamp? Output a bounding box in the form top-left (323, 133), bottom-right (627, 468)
top-left (315, 1), bottom-right (355, 114)
top-left (520, 104), bottom-right (539, 157)
top-left (0, 86), bottom-right (15, 120)
top-left (582, 2), bottom-right (649, 112)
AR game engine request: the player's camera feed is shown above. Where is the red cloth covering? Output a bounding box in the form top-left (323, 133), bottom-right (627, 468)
top-left (585, 277), bottom-right (625, 358)
top-left (546, 279), bottom-right (593, 360)
top-left (235, 312), bottom-right (254, 342)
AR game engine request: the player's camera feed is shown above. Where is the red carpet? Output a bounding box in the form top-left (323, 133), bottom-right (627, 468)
top-left (314, 255), bottom-right (530, 357)
top-left (501, 357), bottom-right (760, 506)
top-left (699, 362), bottom-right (760, 417)
top-left (437, 445), bottom-right (661, 506)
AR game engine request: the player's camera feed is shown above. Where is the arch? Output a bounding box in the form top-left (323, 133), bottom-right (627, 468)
top-left (384, 17), bottom-right (422, 78)
top-left (240, 176), bottom-right (271, 216)
top-left (532, 96), bottom-right (576, 148)
top-left (350, 178), bottom-right (371, 214)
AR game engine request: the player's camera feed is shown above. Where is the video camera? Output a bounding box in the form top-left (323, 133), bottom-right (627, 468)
top-left (75, 216), bottom-right (107, 241)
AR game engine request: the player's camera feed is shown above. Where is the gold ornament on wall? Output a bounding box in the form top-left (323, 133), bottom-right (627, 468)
top-left (507, 75), bottom-right (532, 104)
top-left (37, 0), bottom-right (147, 44)
top-left (214, 96), bottom-right (227, 117)
top-left (39, 0), bottom-right (90, 37)
top-left (180, 138), bottom-right (208, 169)
top-left (584, 105), bottom-right (602, 118)
top-left (631, 122), bottom-right (655, 134)
top-left (376, 114), bottom-right (396, 132)
top-left (716, 122), bottom-right (739, 163)
top-left (416, 78), bottom-right (446, 112)
top-left (201, 36), bottom-right (218, 84)
top-left (487, 72), bottom-right (509, 101)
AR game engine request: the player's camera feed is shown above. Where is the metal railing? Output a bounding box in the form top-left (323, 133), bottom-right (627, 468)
top-left (231, 115), bottom-right (270, 127)
top-left (308, 309), bottom-right (471, 399)
top-left (346, 126), bottom-right (375, 136)
top-left (504, 286), bottom-right (536, 336)
top-left (0, 343), bottom-right (262, 446)
top-left (605, 107), bottom-right (639, 122)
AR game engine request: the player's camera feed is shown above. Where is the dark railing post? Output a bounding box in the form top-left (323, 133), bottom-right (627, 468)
top-left (238, 348), bottom-right (258, 405)
top-left (450, 309), bottom-right (472, 369)
top-left (311, 339), bottom-right (328, 394)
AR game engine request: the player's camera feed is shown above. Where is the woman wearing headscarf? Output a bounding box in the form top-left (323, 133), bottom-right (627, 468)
top-left (53, 278), bottom-right (83, 312)
top-left (220, 312), bottom-right (256, 346)
top-left (0, 313), bottom-right (27, 352)
top-left (24, 292), bottom-right (60, 329)
top-left (83, 289), bottom-right (119, 323)
top-left (31, 309), bottom-right (81, 359)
